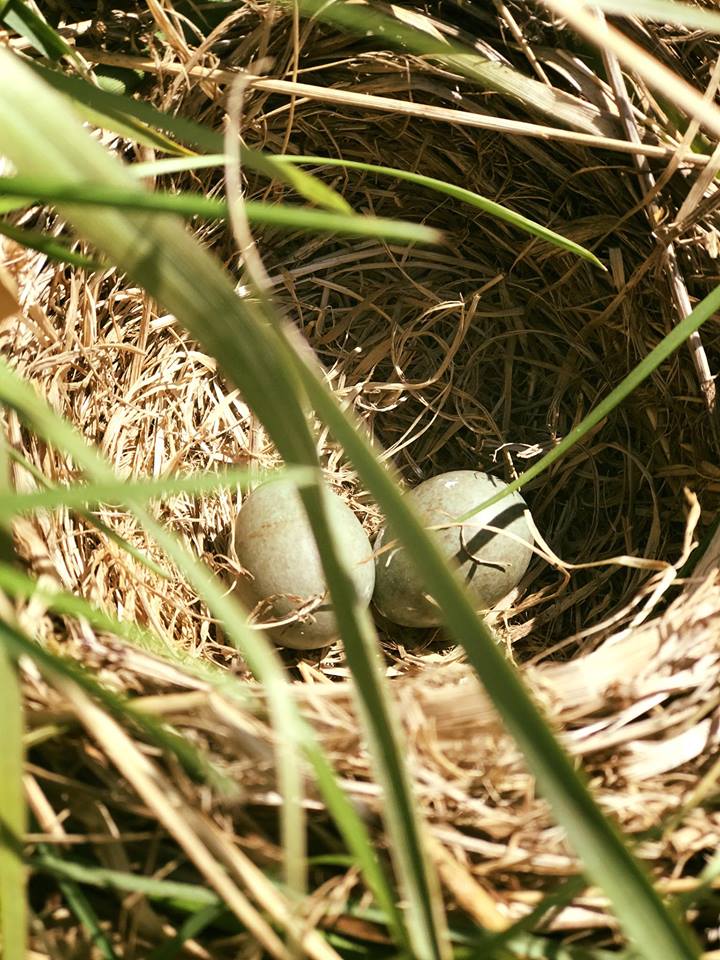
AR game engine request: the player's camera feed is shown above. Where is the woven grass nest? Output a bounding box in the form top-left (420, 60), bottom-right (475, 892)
top-left (5, 0), bottom-right (720, 946)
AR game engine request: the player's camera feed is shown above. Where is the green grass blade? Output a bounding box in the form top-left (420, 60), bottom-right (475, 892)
top-left (29, 62), bottom-right (352, 213)
top-left (36, 844), bottom-right (118, 960)
top-left (78, 104), bottom-right (196, 157)
top-left (302, 743), bottom-right (403, 937)
top-left (281, 330), bottom-right (700, 959)
top-left (291, 493), bottom-right (448, 959)
top-left (0, 363), bottom-right (408, 948)
top-left (36, 854), bottom-right (411, 956)
top-left (0, 176), bottom-right (439, 244)
top-left (27, 60), bottom-right (223, 153)
top-left (93, 66), bottom-right (144, 97)
top-left (0, 198), bottom-right (28, 215)
top-left (277, 155), bottom-right (604, 267)
top-left (0, 0), bottom-right (70, 60)
top-left (33, 852), bottom-right (221, 913)
top-left (454, 281), bottom-right (720, 523)
top-left (0, 52), bottom-right (447, 958)
top-left (0, 431), bottom-right (27, 960)
top-left (52, 879), bottom-right (118, 959)
top-left (0, 643), bottom-right (26, 960)
top-left (0, 218), bottom-right (103, 269)
top-left (0, 464), bottom-right (313, 515)
top-left (126, 153), bottom-right (353, 214)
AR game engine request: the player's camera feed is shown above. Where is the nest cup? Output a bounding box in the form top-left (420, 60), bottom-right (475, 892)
top-left (5, 1), bottom-right (720, 943)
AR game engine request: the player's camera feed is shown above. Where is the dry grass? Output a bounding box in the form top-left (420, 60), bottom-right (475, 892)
top-left (4, 0), bottom-right (720, 952)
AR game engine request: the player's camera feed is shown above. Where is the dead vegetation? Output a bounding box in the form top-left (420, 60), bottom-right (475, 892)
top-left (4, 0), bottom-right (720, 953)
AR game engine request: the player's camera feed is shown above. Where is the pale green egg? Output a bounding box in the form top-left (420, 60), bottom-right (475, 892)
top-left (234, 477), bottom-right (375, 649)
top-left (373, 470), bottom-right (533, 627)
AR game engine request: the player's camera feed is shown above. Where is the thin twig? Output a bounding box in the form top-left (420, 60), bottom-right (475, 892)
top-left (543, 0), bottom-right (720, 140)
top-left (492, 0), bottom-right (551, 85)
top-left (81, 48), bottom-right (715, 167)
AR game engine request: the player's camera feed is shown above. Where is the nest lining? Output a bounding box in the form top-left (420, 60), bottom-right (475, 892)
top-left (5, 0), bottom-right (720, 944)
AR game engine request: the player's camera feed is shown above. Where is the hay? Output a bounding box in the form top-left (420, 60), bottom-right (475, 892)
top-left (5, 0), bottom-right (720, 948)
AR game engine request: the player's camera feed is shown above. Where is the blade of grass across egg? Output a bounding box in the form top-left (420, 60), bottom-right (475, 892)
top-left (0, 176), bottom-right (436, 244)
top-left (0, 356), bottom-right (408, 950)
top-left (0, 51), bottom-right (445, 958)
top-left (275, 325), bottom-right (700, 959)
top-left (275, 155), bottom-right (604, 267)
top-left (27, 62), bottom-right (352, 213)
top-left (284, 464), bottom-right (450, 960)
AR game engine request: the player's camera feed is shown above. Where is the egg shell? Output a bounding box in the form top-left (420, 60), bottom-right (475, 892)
top-left (373, 470), bottom-right (533, 627)
top-left (233, 477), bottom-right (375, 649)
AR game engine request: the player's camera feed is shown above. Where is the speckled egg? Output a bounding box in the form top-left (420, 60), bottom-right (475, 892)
top-left (233, 477), bottom-right (375, 649)
top-left (373, 470), bottom-right (533, 627)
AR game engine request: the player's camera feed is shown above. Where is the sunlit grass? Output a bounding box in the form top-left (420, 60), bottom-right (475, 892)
top-left (0, 1), bottom-right (717, 957)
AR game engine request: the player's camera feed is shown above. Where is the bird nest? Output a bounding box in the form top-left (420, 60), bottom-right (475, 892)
top-left (5, 0), bottom-right (720, 947)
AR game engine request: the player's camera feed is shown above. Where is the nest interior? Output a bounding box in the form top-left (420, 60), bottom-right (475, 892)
top-left (5, 0), bottom-right (720, 947)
